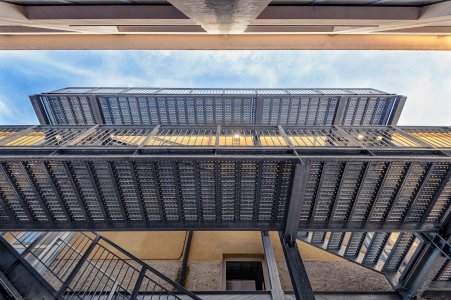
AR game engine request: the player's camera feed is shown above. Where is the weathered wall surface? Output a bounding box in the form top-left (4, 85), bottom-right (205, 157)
top-left (102, 231), bottom-right (393, 292)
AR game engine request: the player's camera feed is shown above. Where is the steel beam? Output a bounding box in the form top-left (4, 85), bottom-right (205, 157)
top-left (280, 232), bottom-right (315, 300)
top-left (62, 161), bottom-right (89, 222)
top-left (284, 162), bottom-right (309, 241)
top-left (84, 161), bottom-right (109, 222)
top-left (399, 236), bottom-right (450, 299)
top-left (3, 34), bottom-right (451, 51)
top-left (262, 231), bottom-right (284, 300)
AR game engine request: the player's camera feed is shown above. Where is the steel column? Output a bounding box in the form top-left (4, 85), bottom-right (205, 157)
top-left (280, 232), bottom-right (315, 300)
top-left (262, 231), bottom-right (284, 300)
top-left (284, 162), bottom-right (309, 241)
top-left (177, 231), bottom-right (193, 287)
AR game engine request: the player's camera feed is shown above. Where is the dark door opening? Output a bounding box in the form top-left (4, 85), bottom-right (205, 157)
top-left (225, 260), bottom-right (266, 291)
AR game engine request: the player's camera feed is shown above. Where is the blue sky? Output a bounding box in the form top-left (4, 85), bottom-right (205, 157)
top-left (0, 50), bottom-right (450, 125)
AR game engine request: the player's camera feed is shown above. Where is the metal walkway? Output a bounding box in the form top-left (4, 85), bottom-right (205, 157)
top-left (0, 231), bottom-right (200, 300)
top-left (31, 88), bottom-right (404, 126)
top-left (0, 125), bottom-right (449, 232)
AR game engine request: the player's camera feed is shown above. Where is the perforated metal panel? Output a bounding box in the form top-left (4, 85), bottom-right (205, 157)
top-left (340, 97), bottom-right (398, 126)
top-left (34, 88), bottom-right (400, 126)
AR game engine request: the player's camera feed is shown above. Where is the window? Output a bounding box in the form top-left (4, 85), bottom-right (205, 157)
top-left (225, 260), bottom-right (267, 291)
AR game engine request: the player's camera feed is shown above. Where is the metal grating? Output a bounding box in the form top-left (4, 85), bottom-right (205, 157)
top-left (99, 96), bottom-right (256, 125)
top-left (341, 97), bottom-right (397, 126)
top-left (39, 96), bottom-right (97, 125)
top-left (261, 97), bottom-right (338, 125)
top-left (0, 126), bottom-right (449, 231)
top-left (35, 88), bottom-right (399, 126)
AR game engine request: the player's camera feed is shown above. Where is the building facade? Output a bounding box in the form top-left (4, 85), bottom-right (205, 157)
top-left (0, 87), bottom-right (450, 300)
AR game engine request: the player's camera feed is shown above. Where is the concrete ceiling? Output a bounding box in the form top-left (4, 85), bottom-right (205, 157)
top-left (1, 0), bottom-right (451, 49)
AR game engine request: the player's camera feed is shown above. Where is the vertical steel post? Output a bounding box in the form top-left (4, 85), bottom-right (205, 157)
top-left (281, 162), bottom-right (315, 300)
top-left (262, 231), bottom-right (285, 300)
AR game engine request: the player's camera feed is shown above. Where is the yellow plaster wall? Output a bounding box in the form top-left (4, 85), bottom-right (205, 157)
top-left (98, 231), bottom-right (187, 260)
top-left (100, 231), bottom-right (337, 261)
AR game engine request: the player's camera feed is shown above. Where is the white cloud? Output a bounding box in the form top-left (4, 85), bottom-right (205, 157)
top-left (0, 50), bottom-right (450, 125)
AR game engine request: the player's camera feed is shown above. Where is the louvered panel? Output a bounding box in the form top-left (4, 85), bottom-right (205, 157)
top-left (435, 261), bottom-right (451, 281)
top-left (239, 162), bottom-right (257, 222)
top-left (79, 96), bottom-right (96, 124)
top-left (361, 99), bottom-right (377, 125)
top-left (70, 162), bottom-right (106, 221)
top-left (311, 232), bottom-right (326, 245)
top-left (8, 162), bottom-right (47, 221)
top-left (198, 161), bottom-right (216, 222)
top-left (134, 162), bottom-right (162, 222)
top-left (306, 98), bottom-right (319, 125)
top-left (341, 98), bottom-right (357, 126)
top-left (0, 164), bottom-right (29, 221)
top-left (341, 97), bottom-right (396, 126)
top-left (258, 162), bottom-right (278, 222)
top-left (219, 161), bottom-right (237, 222)
top-left (177, 162), bottom-right (198, 222)
top-left (345, 232), bottom-right (367, 257)
top-left (299, 162), bottom-right (322, 222)
top-left (59, 96), bottom-right (76, 124)
top-left (369, 162), bottom-right (406, 222)
top-left (331, 162), bottom-right (366, 222)
top-left (47, 162), bottom-right (86, 221)
top-left (91, 161), bottom-right (125, 221)
top-left (69, 96), bottom-right (86, 124)
top-left (406, 163), bottom-right (449, 223)
top-left (382, 233), bottom-right (415, 273)
top-left (351, 162), bottom-right (387, 222)
top-left (352, 98), bottom-right (368, 125)
top-left (363, 232), bottom-right (390, 266)
top-left (387, 163), bottom-right (428, 223)
top-left (113, 161), bottom-right (143, 221)
top-left (327, 232), bottom-right (345, 250)
top-left (27, 161), bottom-right (67, 221)
top-left (128, 97), bottom-right (142, 124)
top-left (312, 162), bottom-right (342, 222)
top-left (156, 162), bottom-right (180, 222)
top-left (427, 168), bottom-right (451, 223)
top-left (275, 162), bottom-right (294, 226)
top-left (119, 97), bottom-right (132, 124)
top-left (372, 99), bottom-right (393, 125)
top-left (137, 97), bottom-right (150, 124)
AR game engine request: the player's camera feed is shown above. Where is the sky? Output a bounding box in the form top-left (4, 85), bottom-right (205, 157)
top-left (0, 50), bottom-right (450, 126)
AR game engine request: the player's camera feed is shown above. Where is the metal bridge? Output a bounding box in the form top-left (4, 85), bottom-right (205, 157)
top-left (30, 88), bottom-right (405, 127)
top-left (0, 124), bottom-right (450, 299)
top-left (0, 124), bottom-right (449, 232)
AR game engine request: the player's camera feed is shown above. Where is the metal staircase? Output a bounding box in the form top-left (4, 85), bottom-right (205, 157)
top-left (0, 231), bottom-right (200, 300)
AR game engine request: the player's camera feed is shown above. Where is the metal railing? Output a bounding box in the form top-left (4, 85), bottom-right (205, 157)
top-left (1, 231), bottom-right (201, 300)
top-left (0, 125), bottom-right (448, 150)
